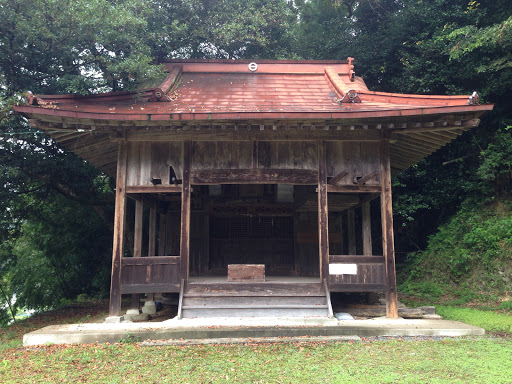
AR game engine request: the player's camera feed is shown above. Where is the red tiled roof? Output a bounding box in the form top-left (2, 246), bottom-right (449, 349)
top-left (15, 59), bottom-right (492, 122)
top-left (13, 59), bottom-right (494, 176)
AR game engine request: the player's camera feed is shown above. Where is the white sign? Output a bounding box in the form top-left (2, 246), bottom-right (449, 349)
top-left (329, 263), bottom-right (358, 275)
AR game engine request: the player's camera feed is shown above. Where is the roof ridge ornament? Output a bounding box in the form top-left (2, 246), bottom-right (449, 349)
top-left (347, 57), bottom-right (355, 82)
top-left (149, 88), bottom-right (171, 102)
top-left (324, 66), bottom-right (362, 103)
top-left (339, 90), bottom-right (361, 103)
top-left (468, 91), bottom-right (480, 105)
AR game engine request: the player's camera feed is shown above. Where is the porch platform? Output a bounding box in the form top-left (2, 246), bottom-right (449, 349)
top-left (188, 276), bottom-right (320, 283)
top-left (23, 317), bottom-right (484, 346)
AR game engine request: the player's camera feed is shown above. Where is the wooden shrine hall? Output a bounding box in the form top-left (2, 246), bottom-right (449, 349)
top-left (15, 59), bottom-right (493, 320)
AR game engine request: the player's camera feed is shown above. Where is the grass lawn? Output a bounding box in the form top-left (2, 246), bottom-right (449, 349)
top-left (1, 300), bottom-right (512, 383)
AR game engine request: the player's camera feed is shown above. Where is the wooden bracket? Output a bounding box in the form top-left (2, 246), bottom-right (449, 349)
top-left (329, 170), bottom-right (350, 185)
top-left (356, 170), bottom-right (379, 185)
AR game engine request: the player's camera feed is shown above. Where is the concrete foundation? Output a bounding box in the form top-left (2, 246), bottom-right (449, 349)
top-left (23, 317), bottom-right (485, 346)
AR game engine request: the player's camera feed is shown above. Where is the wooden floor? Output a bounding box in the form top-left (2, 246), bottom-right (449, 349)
top-left (188, 276), bottom-right (320, 284)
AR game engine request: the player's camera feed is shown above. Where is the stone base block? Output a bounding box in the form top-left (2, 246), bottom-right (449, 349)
top-left (104, 316), bottom-right (124, 324)
top-left (142, 301), bottom-right (157, 315)
top-left (418, 306), bottom-right (437, 315)
top-left (124, 309), bottom-right (142, 321)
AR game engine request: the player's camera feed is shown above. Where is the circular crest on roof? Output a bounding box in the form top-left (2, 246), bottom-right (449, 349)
top-left (248, 62), bottom-right (258, 72)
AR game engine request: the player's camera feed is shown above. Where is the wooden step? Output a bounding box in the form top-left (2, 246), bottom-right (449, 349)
top-left (186, 282), bottom-right (324, 295)
top-left (181, 285), bottom-right (330, 318)
top-left (183, 295), bottom-right (326, 306)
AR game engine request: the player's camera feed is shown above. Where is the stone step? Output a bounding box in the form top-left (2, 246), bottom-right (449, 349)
top-left (181, 306), bottom-right (329, 318)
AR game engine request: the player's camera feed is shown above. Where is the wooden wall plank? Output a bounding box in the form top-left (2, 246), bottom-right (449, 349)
top-left (168, 141), bottom-right (183, 180)
top-left (126, 142), bottom-right (141, 186)
top-left (151, 143), bottom-right (170, 184)
top-left (139, 142), bottom-right (152, 186)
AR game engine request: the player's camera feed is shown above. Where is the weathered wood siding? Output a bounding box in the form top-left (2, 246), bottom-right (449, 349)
top-left (191, 142), bottom-right (253, 169)
top-left (326, 142), bottom-right (380, 185)
top-left (126, 142), bottom-right (183, 186)
top-left (126, 141), bottom-right (322, 186)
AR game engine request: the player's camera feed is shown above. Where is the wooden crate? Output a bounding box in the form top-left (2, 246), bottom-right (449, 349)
top-left (227, 264), bottom-right (265, 282)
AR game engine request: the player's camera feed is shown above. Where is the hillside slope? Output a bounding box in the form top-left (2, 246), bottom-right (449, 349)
top-left (399, 198), bottom-right (512, 306)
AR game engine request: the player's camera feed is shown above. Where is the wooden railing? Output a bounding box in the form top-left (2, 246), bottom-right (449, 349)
top-left (120, 256), bottom-right (181, 294)
top-left (328, 255), bottom-right (386, 292)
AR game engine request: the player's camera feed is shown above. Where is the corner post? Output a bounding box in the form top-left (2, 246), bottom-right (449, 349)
top-left (109, 140), bottom-right (128, 317)
top-left (318, 141), bottom-right (329, 281)
top-left (180, 141), bottom-right (191, 283)
top-left (380, 133), bottom-right (399, 318)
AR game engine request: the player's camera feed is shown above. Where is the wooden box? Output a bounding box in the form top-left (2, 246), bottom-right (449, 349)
top-left (227, 264), bottom-right (265, 282)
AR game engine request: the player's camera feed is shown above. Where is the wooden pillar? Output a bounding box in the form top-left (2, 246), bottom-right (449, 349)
top-left (148, 206), bottom-right (157, 257)
top-left (347, 209), bottom-right (356, 255)
top-left (180, 141), bottom-right (191, 282)
top-left (158, 212), bottom-right (167, 256)
top-left (362, 201), bottom-right (372, 256)
top-left (338, 213), bottom-right (344, 255)
top-left (147, 204), bottom-right (157, 302)
top-left (165, 213), bottom-right (174, 255)
top-left (317, 141), bottom-right (329, 281)
top-left (380, 135), bottom-right (399, 318)
top-left (130, 199), bottom-right (143, 310)
top-left (109, 141), bottom-right (128, 317)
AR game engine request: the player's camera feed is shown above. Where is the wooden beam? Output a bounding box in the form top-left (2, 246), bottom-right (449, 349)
top-left (347, 209), bottom-right (356, 255)
top-left (362, 201), bottom-right (372, 256)
top-left (126, 185), bottom-right (182, 194)
top-left (180, 141), bottom-right (192, 282)
top-left (124, 128), bottom-right (383, 142)
top-left (380, 135), bottom-right (399, 318)
top-left (329, 255), bottom-right (384, 264)
top-left (109, 141), bottom-right (128, 317)
top-left (318, 141), bottom-right (329, 281)
top-left (191, 169), bottom-right (318, 185)
top-left (329, 170), bottom-right (350, 185)
top-left (327, 185), bottom-right (381, 193)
